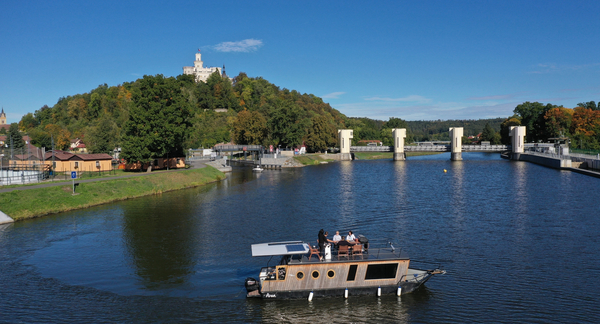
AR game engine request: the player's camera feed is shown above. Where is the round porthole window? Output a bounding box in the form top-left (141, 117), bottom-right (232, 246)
top-left (297, 271), bottom-right (304, 279)
top-left (327, 270), bottom-right (335, 278)
top-left (312, 270), bottom-right (320, 279)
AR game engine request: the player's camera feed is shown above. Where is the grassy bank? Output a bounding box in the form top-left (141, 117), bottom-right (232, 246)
top-left (294, 154), bottom-right (335, 165)
top-left (0, 167), bottom-right (225, 221)
top-left (353, 152), bottom-right (442, 160)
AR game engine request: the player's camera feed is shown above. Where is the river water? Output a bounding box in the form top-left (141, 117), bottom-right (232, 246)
top-left (1, 153), bottom-right (599, 323)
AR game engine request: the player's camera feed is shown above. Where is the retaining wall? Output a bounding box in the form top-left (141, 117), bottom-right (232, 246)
top-left (517, 154), bottom-right (572, 169)
top-left (570, 156), bottom-right (600, 171)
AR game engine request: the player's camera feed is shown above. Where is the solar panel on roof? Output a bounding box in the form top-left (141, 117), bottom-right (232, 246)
top-left (286, 244), bottom-right (306, 253)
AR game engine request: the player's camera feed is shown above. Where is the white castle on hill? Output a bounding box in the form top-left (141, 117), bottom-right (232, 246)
top-left (183, 51), bottom-right (228, 83)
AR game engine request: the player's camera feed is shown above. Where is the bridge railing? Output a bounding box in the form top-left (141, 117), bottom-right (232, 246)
top-left (405, 145), bottom-right (449, 152)
top-left (350, 146), bottom-right (392, 152)
top-left (462, 145), bottom-right (509, 151)
top-left (214, 144), bottom-right (263, 152)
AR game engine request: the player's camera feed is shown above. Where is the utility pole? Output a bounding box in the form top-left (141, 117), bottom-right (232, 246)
top-left (51, 134), bottom-right (55, 181)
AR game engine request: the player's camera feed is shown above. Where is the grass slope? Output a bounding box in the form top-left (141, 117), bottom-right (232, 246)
top-left (0, 167), bottom-right (225, 221)
top-left (294, 154), bottom-right (335, 165)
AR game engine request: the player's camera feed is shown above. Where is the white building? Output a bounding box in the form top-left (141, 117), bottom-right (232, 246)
top-left (183, 52), bottom-right (223, 83)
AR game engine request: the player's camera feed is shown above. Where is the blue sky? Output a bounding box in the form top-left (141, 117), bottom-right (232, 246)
top-left (1, 0), bottom-right (599, 124)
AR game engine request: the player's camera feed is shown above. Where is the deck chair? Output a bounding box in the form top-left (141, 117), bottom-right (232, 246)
top-left (338, 245), bottom-right (349, 260)
top-left (308, 243), bottom-right (320, 260)
top-left (352, 244), bottom-right (363, 259)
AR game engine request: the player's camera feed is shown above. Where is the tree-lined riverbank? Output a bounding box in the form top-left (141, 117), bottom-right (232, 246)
top-left (0, 167), bottom-right (225, 221)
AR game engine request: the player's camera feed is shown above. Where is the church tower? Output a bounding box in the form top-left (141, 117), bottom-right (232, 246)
top-left (0, 108), bottom-right (6, 125)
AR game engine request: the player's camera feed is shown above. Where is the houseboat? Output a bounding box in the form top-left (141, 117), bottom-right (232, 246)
top-left (244, 239), bottom-right (445, 299)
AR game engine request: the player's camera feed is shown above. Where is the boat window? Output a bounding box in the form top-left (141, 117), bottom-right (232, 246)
top-left (346, 265), bottom-right (358, 281)
top-left (297, 271), bottom-right (304, 280)
top-left (327, 270), bottom-right (335, 278)
top-left (365, 263), bottom-right (399, 280)
top-left (311, 270), bottom-right (320, 279)
top-left (277, 267), bottom-right (286, 280)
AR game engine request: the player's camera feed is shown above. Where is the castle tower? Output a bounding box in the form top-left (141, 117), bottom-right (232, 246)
top-left (183, 51), bottom-right (222, 83)
top-left (0, 108), bottom-right (6, 125)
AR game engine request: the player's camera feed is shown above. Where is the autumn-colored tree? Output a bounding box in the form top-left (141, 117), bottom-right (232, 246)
top-left (67, 97), bottom-right (87, 120)
top-left (544, 107), bottom-right (573, 138)
top-left (231, 109), bottom-right (267, 145)
top-left (44, 124), bottom-right (71, 150)
top-left (570, 107), bottom-right (600, 150)
top-left (571, 107), bottom-right (600, 137)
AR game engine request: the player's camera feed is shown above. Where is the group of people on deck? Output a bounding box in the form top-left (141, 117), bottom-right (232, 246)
top-left (317, 229), bottom-right (358, 261)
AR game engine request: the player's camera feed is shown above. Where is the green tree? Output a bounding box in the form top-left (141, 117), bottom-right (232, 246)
top-left (18, 113), bottom-right (39, 130)
top-left (305, 115), bottom-right (337, 152)
top-left (87, 117), bottom-right (118, 154)
top-left (267, 100), bottom-right (309, 148)
top-left (88, 92), bottom-right (102, 119)
top-left (28, 128), bottom-right (52, 149)
top-left (7, 123), bottom-right (25, 150)
top-left (121, 75), bottom-right (192, 169)
top-left (577, 101), bottom-right (598, 111)
top-left (480, 123), bottom-right (501, 144)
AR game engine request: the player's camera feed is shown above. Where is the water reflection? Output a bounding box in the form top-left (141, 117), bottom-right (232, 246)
top-left (249, 288), bottom-right (433, 323)
top-left (338, 161), bottom-right (355, 222)
top-left (121, 193), bottom-right (199, 290)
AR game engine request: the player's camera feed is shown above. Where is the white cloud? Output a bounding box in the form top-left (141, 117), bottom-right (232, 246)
top-left (322, 92), bottom-right (345, 99)
top-left (528, 62), bottom-right (600, 74)
top-left (212, 39), bottom-right (263, 52)
top-left (364, 95), bottom-right (431, 103)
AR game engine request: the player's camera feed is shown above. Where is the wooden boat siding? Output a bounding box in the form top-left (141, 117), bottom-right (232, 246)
top-left (261, 260), bottom-right (410, 293)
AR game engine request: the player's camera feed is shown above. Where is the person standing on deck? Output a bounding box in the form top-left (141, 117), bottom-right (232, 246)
top-left (318, 229), bottom-right (327, 261)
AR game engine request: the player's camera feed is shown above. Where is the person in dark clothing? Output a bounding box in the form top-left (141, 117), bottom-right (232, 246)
top-left (318, 229), bottom-right (327, 261)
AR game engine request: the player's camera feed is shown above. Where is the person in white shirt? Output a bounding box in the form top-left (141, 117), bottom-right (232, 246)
top-left (332, 231), bottom-right (342, 243)
top-left (347, 231), bottom-right (356, 242)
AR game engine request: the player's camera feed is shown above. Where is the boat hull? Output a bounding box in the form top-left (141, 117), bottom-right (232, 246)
top-left (248, 282), bottom-right (424, 299)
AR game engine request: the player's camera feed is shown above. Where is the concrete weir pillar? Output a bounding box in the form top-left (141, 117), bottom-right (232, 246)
top-left (449, 127), bottom-right (463, 161)
top-left (509, 126), bottom-right (526, 160)
top-left (338, 129), bottom-right (354, 161)
top-left (392, 128), bottom-right (407, 160)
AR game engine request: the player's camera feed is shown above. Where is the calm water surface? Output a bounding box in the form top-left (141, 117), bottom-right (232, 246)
top-left (1, 153), bottom-right (599, 323)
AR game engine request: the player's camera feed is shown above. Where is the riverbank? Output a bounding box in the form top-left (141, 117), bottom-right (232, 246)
top-left (0, 166), bottom-right (226, 221)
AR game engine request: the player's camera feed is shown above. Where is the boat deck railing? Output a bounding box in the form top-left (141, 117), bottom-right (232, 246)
top-left (287, 244), bottom-right (409, 264)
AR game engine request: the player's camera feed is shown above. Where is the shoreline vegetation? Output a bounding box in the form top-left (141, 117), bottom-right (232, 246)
top-left (0, 167), bottom-right (225, 221)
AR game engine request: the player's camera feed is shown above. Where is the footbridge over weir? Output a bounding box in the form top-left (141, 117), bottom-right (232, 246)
top-left (338, 126), bottom-right (527, 161)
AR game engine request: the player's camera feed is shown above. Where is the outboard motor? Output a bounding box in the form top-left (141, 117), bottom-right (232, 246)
top-left (245, 277), bottom-right (260, 293)
top-left (358, 235), bottom-right (369, 251)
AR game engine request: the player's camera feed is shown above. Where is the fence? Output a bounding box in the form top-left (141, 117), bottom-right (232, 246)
top-left (1, 146), bottom-right (46, 186)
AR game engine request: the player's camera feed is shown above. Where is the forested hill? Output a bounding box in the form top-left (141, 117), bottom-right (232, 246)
top-left (14, 71), bottom-right (347, 160)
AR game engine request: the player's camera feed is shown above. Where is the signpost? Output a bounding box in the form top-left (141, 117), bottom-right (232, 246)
top-left (71, 171), bottom-right (77, 194)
